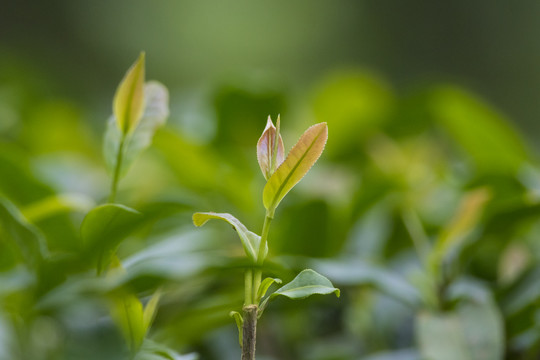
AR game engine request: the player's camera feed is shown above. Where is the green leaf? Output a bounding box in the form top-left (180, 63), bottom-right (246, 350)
top-left (135, 339), bottom-right (198, 360)
top-left (416, 297), bottom-right (504, 360)
top-left (430, 86), bottom-right (529, 174)
top-left (81, 204), bottom-right (142, 273)
top-left (110, 292), bottom-right (146, 353)
top-left (256, 277), bottom-right (282, 303)
top-left (263, 122), bottom-right (328, 214)
top-left (229, 311), bottom-right (243, 347)
top-left (104, 81), bottom-right (169, 177)
top-left (192, 212), bottom-right (266, 262)
top-left (429, 188), bottom-right (491, 273)
top-left (143, 288), bottom-right (161, 330)
top-left (114, 52), bottom-right (146, 135)
top-left (0, 198), bottom-right (46, 269)
top-left (270, 269), bottom-right (340, 300)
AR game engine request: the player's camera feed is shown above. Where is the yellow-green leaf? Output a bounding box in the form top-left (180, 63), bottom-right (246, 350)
top-left (143, 288), bottom-right (161, 330)
top-left (263, 122), bottom-right (328, 214)
top-left (114, 52), bottom-right (146, 134)
top-left (429, 188), bottom-right (491, 272)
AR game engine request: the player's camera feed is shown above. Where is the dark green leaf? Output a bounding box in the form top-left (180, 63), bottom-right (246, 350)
top-left (81, 204), bottom-right (142, 273)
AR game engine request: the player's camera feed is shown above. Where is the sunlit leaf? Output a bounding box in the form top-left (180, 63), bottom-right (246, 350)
top-left (257, 116), bottom-right (285, 180)
top-left (192, 212), bottom-right (266, 262)
top-left (21, 193), bottom-right (95, 222)
top-left (263, 123), bottom-right (328, 214)
top-left (114, 52), bottom-right (146, 134)
top-left (104, 81), bottom-right (169, 177)
top-left (81, 204), bottom-right (142, 273)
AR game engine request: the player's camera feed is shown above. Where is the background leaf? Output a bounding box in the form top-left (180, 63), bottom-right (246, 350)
top-left (416, 296), bottom-right (504, 360)
top-left (114, 52), bottom-right (146, 134)
top-left (104, 81), bottom-right (169, 178)
top-left (0, 197), bottom-right (46, 269)
top-left (81, 204), bottom-right (142, 272)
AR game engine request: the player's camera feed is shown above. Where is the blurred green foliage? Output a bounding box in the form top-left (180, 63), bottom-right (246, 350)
top-left (2, 48), bottom-right (540, 360)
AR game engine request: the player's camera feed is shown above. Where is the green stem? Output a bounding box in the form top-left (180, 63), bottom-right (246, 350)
top-left (108, 135), bottom-right (126, 203)
top-left (252, 212), bottom-right (273, 304)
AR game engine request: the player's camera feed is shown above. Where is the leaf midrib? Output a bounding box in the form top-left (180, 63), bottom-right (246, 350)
top-left (268, 128), bottom-right (324, 209)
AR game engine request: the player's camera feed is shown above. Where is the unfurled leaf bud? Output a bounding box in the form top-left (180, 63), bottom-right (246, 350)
top-left (257, 115), bottom-right (285, 180)
top-left (113, 52), bottom-right (146, 135)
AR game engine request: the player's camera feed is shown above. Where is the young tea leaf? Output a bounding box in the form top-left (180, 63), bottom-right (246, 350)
top-left (257, 116), bottom-right (285, 180)
top-left (271, 269), bottom-right (340, 300)
top-left (259, 269), bottom-right (339, 316)
top-left (114, 52), bottom-right (146, 135)
top-left (192, 212), bottom-right (267, 262)
top-left (263, 123), bottom-right (328, 214)
top-left (104, 81), bottom-right (169, 177)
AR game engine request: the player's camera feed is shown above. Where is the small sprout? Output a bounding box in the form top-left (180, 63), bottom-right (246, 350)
top-left (257, 115), bottom-right (285, 180)
top-left (113, 52), bottom-right (146, 135)
top-left (193, 118), bottom-right (335, 360)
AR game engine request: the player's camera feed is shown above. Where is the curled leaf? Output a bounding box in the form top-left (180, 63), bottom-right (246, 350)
top-left (263, 123), bottom-right (328, 214)
top-left (192, 212), bottom-right (267, 262)
top-left (114, 52), bottom-right (146, 135)
top-left (229, 311), bottom-right (243, 347)
top-left (256, 277), bottom-right (282, 303)
top-left (257, 116), bottom-right (285, 180)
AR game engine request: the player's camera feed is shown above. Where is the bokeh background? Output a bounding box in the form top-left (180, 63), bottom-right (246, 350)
top-left (2, 2), bottom-right (540, 360)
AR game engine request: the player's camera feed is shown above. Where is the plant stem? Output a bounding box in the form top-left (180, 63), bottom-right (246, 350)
top-left (108, 135), bottom-right (126, 203)
top-left (244, 269), bottom-right (253, 305)
top-left (252, 213), bottom-right (273, 302)
top-left (241, 305), bottom-right (258, 360)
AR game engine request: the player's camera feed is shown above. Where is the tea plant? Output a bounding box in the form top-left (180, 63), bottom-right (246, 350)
top-left (83, 53), bottom-right (176, 358)
top-left (193, 116), bottom-right (340, 360)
